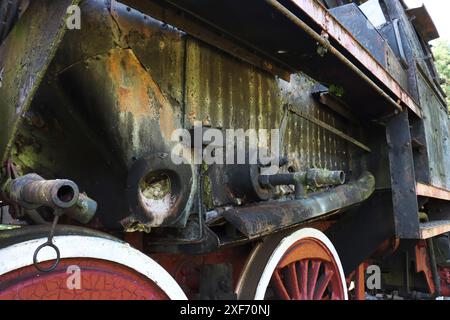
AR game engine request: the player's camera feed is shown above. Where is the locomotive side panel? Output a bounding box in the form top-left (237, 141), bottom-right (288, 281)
top-left (417, 71), bottom-right (450, 190)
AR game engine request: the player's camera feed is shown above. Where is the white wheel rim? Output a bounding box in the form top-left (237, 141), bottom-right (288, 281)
top-left (238, 228), bottom-right (348, 300)
top-left (0, 235), bottom-right (187, 300)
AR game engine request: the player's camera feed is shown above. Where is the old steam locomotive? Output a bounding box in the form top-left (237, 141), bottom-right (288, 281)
top-left (0, 0), bottom-right (449, 300)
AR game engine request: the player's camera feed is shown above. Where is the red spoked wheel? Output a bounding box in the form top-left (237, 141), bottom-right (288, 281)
top-left (236, 228), bottom-right (348, 300)
top-left (269, 237), bottom-right (346, 300)
top-left (0, 235), bottom-right (186, 300)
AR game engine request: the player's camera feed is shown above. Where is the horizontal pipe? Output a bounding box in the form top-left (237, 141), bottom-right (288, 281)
top-left (4, 173), bottom-right (97, 224)
top-left (6, 174), bottom-right (79, 210)
top-left (259, 169), bottom-right (346, 188)
top-left (223, 171), bottom-right (375, 238)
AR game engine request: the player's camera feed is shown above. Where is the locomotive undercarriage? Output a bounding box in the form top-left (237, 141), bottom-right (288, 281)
top-left (1, 0), bottom-right (450, 300)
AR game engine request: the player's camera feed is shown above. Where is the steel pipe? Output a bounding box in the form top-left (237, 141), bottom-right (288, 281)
top-left (224, 171), bottom-right (375, 238)
top-left (5, 174), bottom-right (79, 210)
top-left (259, 168), bottom-right (346, 199)
top-left (264, 0), bottom-right (407, 115)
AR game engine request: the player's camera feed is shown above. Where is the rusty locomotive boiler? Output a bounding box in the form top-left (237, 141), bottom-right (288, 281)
top-left (0, 0), bottom-right (450, 300)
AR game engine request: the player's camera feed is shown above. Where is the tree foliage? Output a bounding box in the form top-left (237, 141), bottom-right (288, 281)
top-left (432, 39), bottom-right (450, 107)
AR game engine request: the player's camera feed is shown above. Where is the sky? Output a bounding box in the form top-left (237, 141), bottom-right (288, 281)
top-left (404, 0), bottom-right (450, 43)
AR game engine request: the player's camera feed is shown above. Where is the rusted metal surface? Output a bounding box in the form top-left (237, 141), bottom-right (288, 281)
top-left (264, 0), bottom-right (412, 119)
top-left (414, 241), bottom-right (436, 295)
top-left (185, 42), bottom-right (354, 174)
top-left (317, 92), bottom-right (359, 124)
top-left (327, 192), bottom-right (396, 276)
top-left (285, 0), bottom-right (420, 116)
top-left (259, 168), bottom-right (345, 199)
top-left (288, 105), bottom-right (371, 152)
top-left (2, 0), bottom-right (450, 300)
top-left (64, 193), bottom-right (98, 225)
top-left (0, 0), bottom-right (80, 163)
top-left (5, 1), bottom-right (194, 229)
top-left (122, 0), bottom-right (292, 81)
top-left (120, 0), bottom-right (417, 119)
top-left (3, 0), bottom-right (365, 233)
top-left (354, 263), bottom-right (366, 300)
top-left (4, 173), bottom-right (79, 210)
top-left (386, 110), bottom-right (420, 239)
top-left (0, 0), bottom-right (21, 43)
top-left (185, 38), bottom-right (281, 130)
top-left (382, 0), bottom-right (442, 102)
top-left (259, 168), bottom-right (345, 189)
top-left (152, 246), bottom-right (249, 299)
top-left (439, 267), bottom-right (450, 297)
top-left (223, 171), bottom-right (375, 238)
top-left (124, 153), bottom-right (196, 230)
top-left (406, 5), bottom-right (439, 43)
top-left (329, 3), bottom-right (408, 90)
top-left (278, 75), bottom-right (353, 173)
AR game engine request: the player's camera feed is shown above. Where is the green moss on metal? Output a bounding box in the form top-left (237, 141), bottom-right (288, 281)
top-left (140, 174), bottom-right (171, 201)
top-left (201, 163), bottom-right (214, 210)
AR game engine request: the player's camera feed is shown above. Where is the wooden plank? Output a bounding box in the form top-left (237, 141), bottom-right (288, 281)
top-left (419, 221), bottom-right (450, 239)
top-left (416, 183), bottom-right (450, 201)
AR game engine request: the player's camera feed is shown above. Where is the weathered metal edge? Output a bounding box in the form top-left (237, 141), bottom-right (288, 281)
top-left (0, 0), bottom-right (81, 163)
top-left (287, 0), bottom-right (422, 117)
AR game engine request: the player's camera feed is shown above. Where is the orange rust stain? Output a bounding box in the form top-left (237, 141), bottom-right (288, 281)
top-left (106, 49), bottom-right (176, 140)
top-left (107, 49), bottom-right (153, 117)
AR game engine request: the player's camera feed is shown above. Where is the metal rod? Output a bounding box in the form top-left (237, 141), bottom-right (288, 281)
top-left (264, 0), bottom-right (407, 116)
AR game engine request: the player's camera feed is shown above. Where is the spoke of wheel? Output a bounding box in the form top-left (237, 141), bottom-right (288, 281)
top-left (331, 290), bottom-right (341, 300)
top-left (313, 265), bottom-right (334, 300)
top-left (271, 269), bottom-right (291, 300)
top-left (286, 262), bottom-right (301, 299)
top-left (298, 260), bottom-right (309, 300)
top-left (307, 260), bottom-right (321, 299)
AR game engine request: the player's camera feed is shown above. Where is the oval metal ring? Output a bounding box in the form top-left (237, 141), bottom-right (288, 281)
top-left (33, 242), bottom-right (61, 273)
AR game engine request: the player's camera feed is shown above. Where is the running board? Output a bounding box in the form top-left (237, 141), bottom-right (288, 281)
top-left (416, 183), bottom-right (450, 201)
top-left (419, 221), bottom-right (450, 239)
